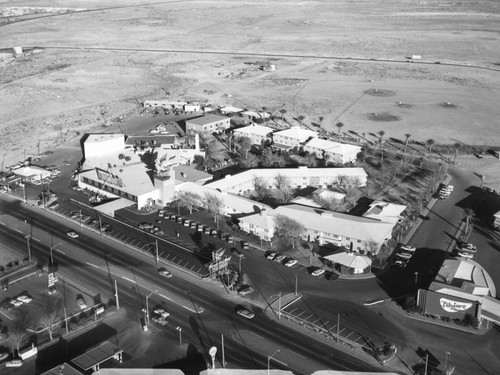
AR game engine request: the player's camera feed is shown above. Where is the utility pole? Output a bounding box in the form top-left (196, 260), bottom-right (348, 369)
top-left (64, 307), bottom-right (69, 334)
top-left (98, 216), bottom-right (103, 235)
top-left (114, 279), bottom-right (120, 310)
top-left (176, 326), bottom-right (182, 347)
top-left (24, 234), bottom-right (32, 262)
top-left (278, 292), bottom-right (281, 320)
top-left (221, 333), bottom-right (226, 368)
top-left (337, 313), bottom-right (340, 342)
top-left (424, 354), bottom-right (429, 375)
top-left (295, 274), bottom-right (298, 296)
top-left (155, 239), bottom-right (159, 265)
top-left (444, 352), bottom-right (450, 373)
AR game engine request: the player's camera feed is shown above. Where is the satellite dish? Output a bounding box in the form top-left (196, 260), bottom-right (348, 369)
top-left (209, 346), bottom-right (217, 357)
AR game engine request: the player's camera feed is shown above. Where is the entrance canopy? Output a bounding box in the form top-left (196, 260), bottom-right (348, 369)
top-left (324, 252), bottom-right (372, 274)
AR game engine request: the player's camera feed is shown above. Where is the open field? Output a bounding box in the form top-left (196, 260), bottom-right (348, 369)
top-left (0, 0), bottom-right (499, 185)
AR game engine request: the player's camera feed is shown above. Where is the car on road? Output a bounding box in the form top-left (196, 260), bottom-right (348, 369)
top-left (311, 268), bottom-right (326, 277)
top-left (241, 241), bottom-right (249, 250)
top-left (238, 286), bottom-right (254, 296)
top-left (158, 268), bottom-right (173, 278)
top-left (226, 235), bottom-right (234, 244)
top-left (17, 295), bottom-right (32, 304)
top-left (77, 297), bottom-right (87, 310)
top-left (274, 255), bottom-right (287, 263)
top-left (190, 221), bottom-right (197, 229)
top-left (67, 230), bottom-right (79, 239)
top-left (0, 352), bottom-right (9, 361)
top-left (266, 252), bottom-right (278, 260)
top-left (177, 217), bottom-right (184, 224)
top-left (236, 306), bottom-right (255, 319)
top-left (285, 259), bottom-right (298, 267)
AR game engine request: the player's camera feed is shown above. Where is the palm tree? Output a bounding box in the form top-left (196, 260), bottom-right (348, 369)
top-left (297, 115), bottom-right (305, 127)
top-left (319, 116), bottom-right (324, 123)
top-left (426, 139), bottom-right (436, 156)
top-left (404, 133), bottom-right (411, 153)
top-left (335, 122), bottom-right (344, 136)
top-left (453, 143), bottom-right (461, 164)
top-left (279, 108), bottom-right (287, 127)
top-left (378, 130), bottom-right (385, 162)
top-left (464, 208), bottom-right (474, 235)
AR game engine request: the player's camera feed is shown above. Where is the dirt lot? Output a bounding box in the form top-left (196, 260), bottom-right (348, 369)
top-left (0, 0), bottom-right (499, 186)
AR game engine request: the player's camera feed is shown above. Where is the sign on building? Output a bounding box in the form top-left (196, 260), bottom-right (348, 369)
top-left (417, 289), bottom-right (481, 320)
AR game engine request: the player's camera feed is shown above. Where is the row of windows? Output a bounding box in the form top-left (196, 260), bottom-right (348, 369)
top-left (82, 177), bottom-right (137, 202)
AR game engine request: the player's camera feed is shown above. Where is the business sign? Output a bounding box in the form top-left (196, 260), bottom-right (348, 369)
top-left (48, 272), bottom-right (58, 287)
top-left (418, 290), bottom-right (479, 319)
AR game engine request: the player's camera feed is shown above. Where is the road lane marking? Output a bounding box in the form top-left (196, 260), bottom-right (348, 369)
top-left (158, 293), bottom-right (199, 314)
top-left (121, 276), bottom-right (135, 283)
top-left (0, 310), bottom-right (14, 320)
top-left (54, 248), bottom-right (66, 255)
top-left (85, 262), bottom-right (99, 269)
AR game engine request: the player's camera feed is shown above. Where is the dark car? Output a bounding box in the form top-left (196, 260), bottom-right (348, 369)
top-left (241, 241), bottom-right (249, 250)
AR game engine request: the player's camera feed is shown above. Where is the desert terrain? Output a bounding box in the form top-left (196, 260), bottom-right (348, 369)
top-left (0, 0), bottom-right (499, 186)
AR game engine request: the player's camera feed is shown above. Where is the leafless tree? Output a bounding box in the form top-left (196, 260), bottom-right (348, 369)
top-left (275, 174), bottom-right (293, 203)
top-left (253, 177), bottom-right (269, 198)
top-left (176, 191), bottom-right (201, 214)
top-left (204, 193), bottom-right (223, 224)
top-left (38, 294), bottom-right (63, 341)
top-left (273, 214), bottom-right (306, 248)
top-left (404, 133), bottom-right (411, 153)
top-left (236, 136), bottom-right (253, 158)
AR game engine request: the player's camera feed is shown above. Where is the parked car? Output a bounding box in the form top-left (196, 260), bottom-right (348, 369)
top-left (5, 359), bottom-right (23, 368)
top-left (197, 224), bottom-right (204, 232)
top-left (238, 286), bottom-right (254, 296)
top-left (204, 226), bottom-right (211, 235)
top-left (154, 309), bottom-right (170, 318)
top-left (0, 352), bottom-right (9, 361)
top-left (394, 259), bottom-right (408, 267)
top-left (17, 295), bottom-right (32, 304)
top-left (459, 242), bottom-right (477, 252)
top-left (236, 306), bottom-right (255, 319)
top-left (226, 235), bottom-right (234, 244)
top-left (66, 231), bottom-right (79, 239)
top-left (152, 316), bottom-right (168, 326)
top-left (184, 219), bottom-right (191, 227)
top-left (274, 255), bottom-right (287, 263)
top-left (158, 210), bottom-right (165, 218)
top-left (158, 268), bottom-right (173, 278)
top-left (457, 251), bottom-right (473, 259)
top-left (190, 221), bottom-right (197, 229)
top-left (102, 223), bottom-right (113, 233)
top-left (169, 214), bottom-right (177, 221)
top-left (139, 222), bottom-right (154, 230)
top-left (266, 252), bottom-right (278, 260)
top-left (48, 286), bottom-right (57, 295)
top-left (241, 241), bottom-right (249, 250)
top-left (211, 229), bottom-right (218, 238)
top-left (400, 245), bottom-right (416, 252)
top-left (311, 268), bottom-right (326, 277)
top-left (9, 299), bottom-right (23, 307)
top-left (77, 297), bottom-right (87, 310)
top-left (176, 217), bottom-right (184, 224)
top-left (285, 259), bottom-right (298, 267)
top-left (396, 252), bottom-right (412, 259)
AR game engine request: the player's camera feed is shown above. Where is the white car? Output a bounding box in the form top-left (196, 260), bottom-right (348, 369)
top-left (236, 307), bottom-right (255, 319)
top-left (396, 252), bottom-right (412, 259)
top-left (153, 308), bottom-right (170, 318)
top-left (266, 252), bottom-right (278, 260)
top-left (5, 359), bottom-right (23, 368)
top-left (10, 299), bottom-right (23, 307)
top-left (0, 352), bottom-right (9, 361)
top-left (285, 259), bottom-right (298, 267)
top-left (400, 245), bottom-right (416, 252)
top-left (274, 255), bottom-right (287, 263)
top-left (17, 295), bottom-right (32, 304)
top-left (77, 297), bottom-right (87, 310)
top-left (311, 269), bottom-right (326, 277)
top-left (158, 268), bottom-right (173, 278)
top-left (460, 243), bottom-right (477, 251)
top-left (67, 231), bottom-right (79, 239)
top-left (458, 251), bottom-right (473, 259)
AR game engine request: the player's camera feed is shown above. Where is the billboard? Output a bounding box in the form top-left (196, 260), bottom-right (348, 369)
top-left (418, 289), bottom-right (480, 320)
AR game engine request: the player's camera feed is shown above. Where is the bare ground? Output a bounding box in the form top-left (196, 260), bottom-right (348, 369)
top-left (0, 0), bottom-right (499, 187)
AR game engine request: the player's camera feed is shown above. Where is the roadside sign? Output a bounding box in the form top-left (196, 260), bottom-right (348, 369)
top-left (48, 272), bottom-right (58, 287)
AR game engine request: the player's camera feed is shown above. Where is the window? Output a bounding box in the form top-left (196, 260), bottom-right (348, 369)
top-left (357, 239), bottom-right (361, 243)
top-left (346, 237), bottom-right (350, 241)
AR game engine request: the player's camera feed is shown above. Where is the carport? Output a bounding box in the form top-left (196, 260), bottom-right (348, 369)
top-left (72, 341), bottom-right (123, 372)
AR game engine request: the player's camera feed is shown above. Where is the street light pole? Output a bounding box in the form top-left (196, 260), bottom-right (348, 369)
top-left (24, 234), bottom-right (32, 262)
top-left (50, 243), bottom-right (62, 264)
top-left (445, 351), bottom-right (450, 373)
top-left (414, 271), bottom-right (419, 286)
top-left (145, 290), bottom-right (158, 326)
top-left (176, 326), bottom-right (182, 347)
top-left (278, 292), bottom-right (281, 320)
top-left (267, 349), bottom-right (280, 375)
top-left (114, 279), bottom-right (120, 310)
top-left (295, 274), bottom-right (298, 296)
top-left (424, 354), bottom-right (429, 375)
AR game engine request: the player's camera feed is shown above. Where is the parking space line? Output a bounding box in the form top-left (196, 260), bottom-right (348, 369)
top-left (303, 314), bottom-right (314, 321)
top-left (311, 318), bottom-right (321, 325)
top-left (295, 311), bottom-right (306, 317)
top-left (121, 276), bottom-right (134, 283)
top-left (85, 262), bottom-right (99, 269)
